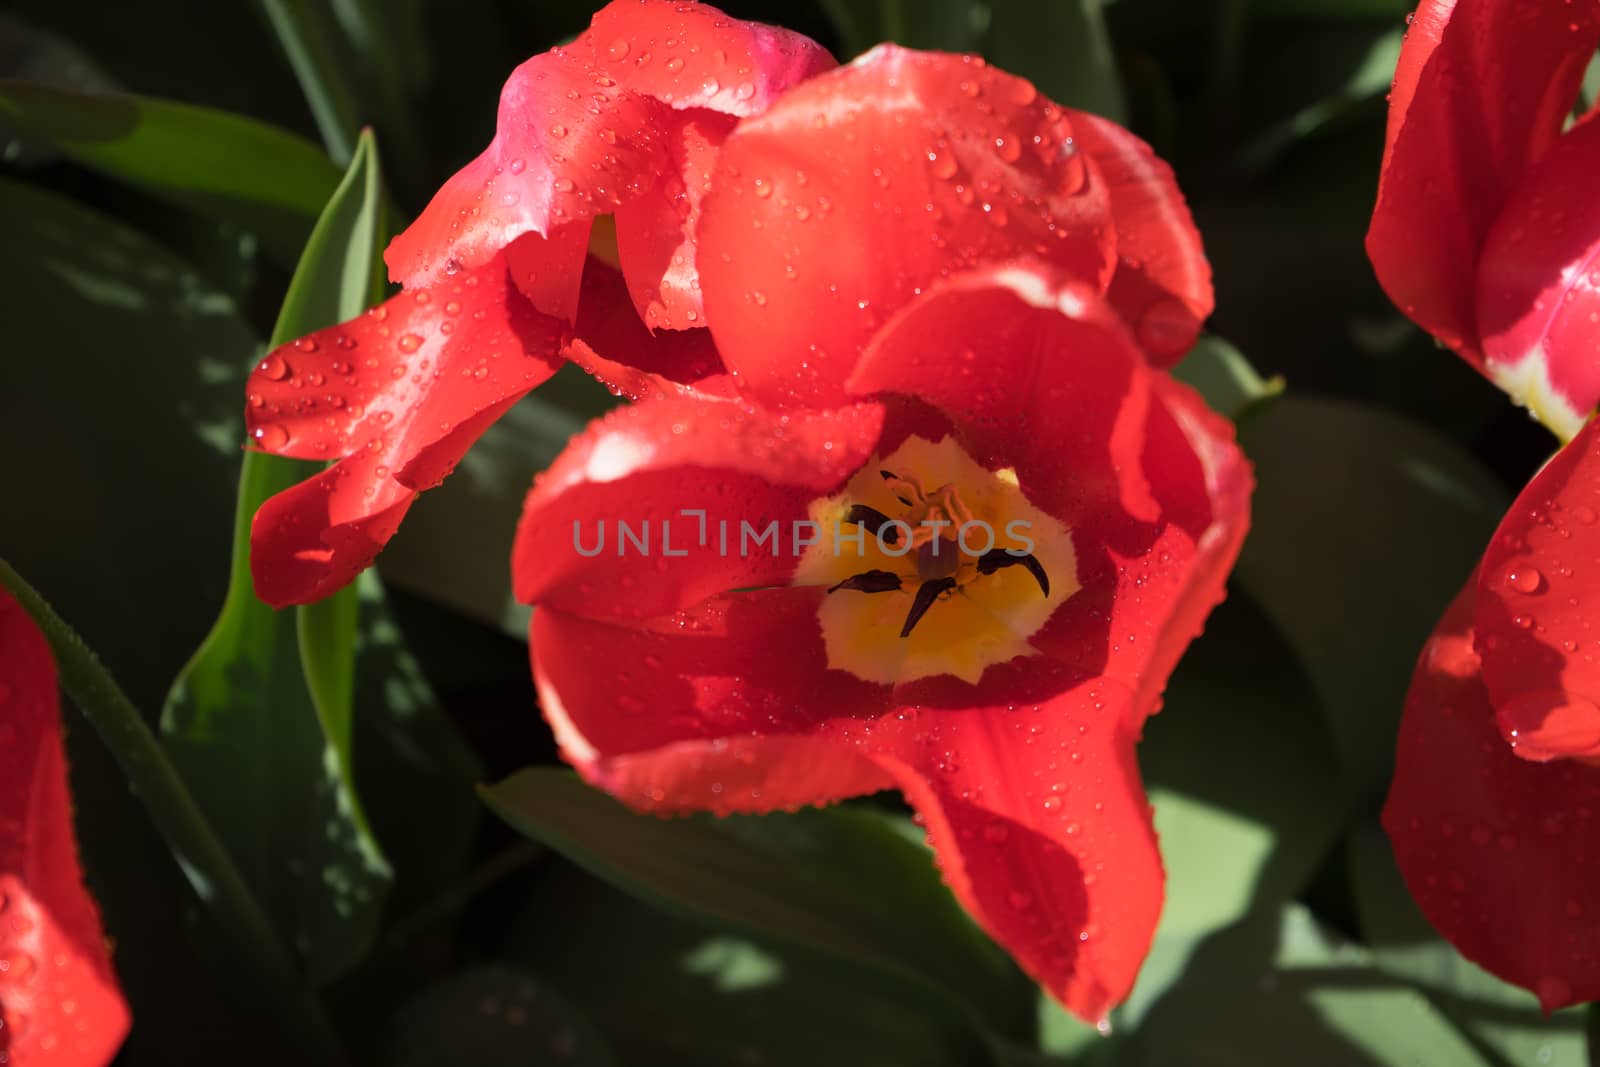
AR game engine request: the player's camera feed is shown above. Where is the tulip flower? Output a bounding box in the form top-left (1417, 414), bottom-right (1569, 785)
top-left (513, 252), bottom-right (1249, 1023)
top-left (243, 0), bottom-right (1213, 608)
top-left (1368, 0), bottom-right (1600, 1010)
top-left (0, 588), bottom-right (130, 1065)
top-left (244, 0), bottom-right (835, 606)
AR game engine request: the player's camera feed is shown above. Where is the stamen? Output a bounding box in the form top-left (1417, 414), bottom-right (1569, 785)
top-left (828, 570), bottom-right (904, 594)
top-left (976, 549), bottom-right (1050, 596)
top-left (842, 504), bottom-right (900, 545)
top-left (901, 577), bottom-right (957, 637)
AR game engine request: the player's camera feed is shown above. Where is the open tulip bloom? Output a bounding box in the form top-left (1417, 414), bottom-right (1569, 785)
top-left (1370, 0), bottom-right (1600, 1013)
top-left (239, 0), bottom-right (1242, 1023)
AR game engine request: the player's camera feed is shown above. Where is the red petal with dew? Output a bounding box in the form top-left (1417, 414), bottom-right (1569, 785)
top-left (0, 589), bottom-right (130, 1066)
top-left (247, 244), bottom-right (565, 606)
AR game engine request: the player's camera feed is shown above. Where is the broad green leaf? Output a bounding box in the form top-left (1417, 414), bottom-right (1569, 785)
top-left (0, 176), bottom-right (291, 1061)
top-left (387, 965), bottom-right (615, 1067)
top-left (983, 0), bottom-right (1126, 122)
top-left (1349, 822), bottom-right (1588, 1065)
top-left (1236, 396), bottom-right (1509, 808)
top-left (1127, 905), bottom-right (1492, 1067)
top-left (1040, 592), bottom-right (1340, 1054)
top-left (163, 130), bottom-right (390, 985)
top-left (0, 78), bottom-right (342, 264)
top-left (481, 768), bottom-right (1030, 1034)
top-left (1172, 334), bottom-right (1284, 423)
top-left (508, 864), bottom-right (1004, 1067)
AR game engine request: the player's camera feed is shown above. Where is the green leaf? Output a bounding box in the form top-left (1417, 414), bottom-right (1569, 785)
top-left (1172, 334), bottom-right (1285, 423)
top-left (386, 965), bottom-right (616, 1067)
top-left (0, 78), bottom-right (343, 265)
top-left (1040, 592), bottom-right (1340, 1053)
top-left (1127, 905), bottom-right (1493, 1067)
top-left (508, 865), bottom-right (1004, 1067)
top-left (162, 129), bottom-right (391, 985)
top-left (480, 768), bottom-right (1030, 1034)
top-left (983, 0), bottom-right (1126, 123)
top-left (1349, 821), bottom-right (1588, 1065)
top-left (1235, 396), bottom-right (1510, 809)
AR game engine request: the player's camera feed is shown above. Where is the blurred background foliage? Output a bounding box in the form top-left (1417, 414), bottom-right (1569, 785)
top-left (0, 0), bottom-right (1582, 1064)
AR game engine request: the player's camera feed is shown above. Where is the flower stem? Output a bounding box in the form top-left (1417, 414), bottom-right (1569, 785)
top-left (0, 557), bottom-right (346, 1067)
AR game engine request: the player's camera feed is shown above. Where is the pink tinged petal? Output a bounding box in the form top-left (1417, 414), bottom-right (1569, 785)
top-left (1384, 582), bottom-right (1600, 1012)
top-left (1366, 0), bottom-right (1600, 363)
top-left (247, 244), bottom-right (566, 607)
top-left (698, 46), bottom-right (1116, 407)
top-left (1477, 116), bottom-right (1600, 440)
top-left (384, 48), bottom-right (670, 290)
top-left (529, 594), bottom-right (895, 813)
top-left (0, 590), bottom-right (130, 1066)
top-left (585, 0), bottom-right (837, 117)
top-left (613, 111), bottom-right (736, 330)
top-left (1475, 416), bottom-right (1600, 760)
top-left (1068, 111), bottom-right (1213, 364)
top-left (864, 680), bottom-right (1160, 1024)
top-left (512, 395), bottom-right (884, 620)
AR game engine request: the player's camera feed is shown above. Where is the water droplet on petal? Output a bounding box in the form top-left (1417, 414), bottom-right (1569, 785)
top-left (1505, 566), bottom-right (1544, 594)
top-left (257, 354), bottom-right (289, 381)
top-left (252, 423), bottom-right (290, 450)
top-left (607, 38), bottom-right (630, 60)
top-left (1499, 691), bottom-right (1600, 761)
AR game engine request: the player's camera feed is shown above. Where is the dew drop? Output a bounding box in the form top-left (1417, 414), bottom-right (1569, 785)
top-left (397, 333), bottom-right (424, 354)
top-left (508, 158), bottom-right (526, 176)
top-left (257, 354), bottom-right (289, 381)
top-left (1505, 566), bottom-right (1544, 594)
top-left (665, 56), bottom-right (685, 73)
top-left (1135, 298), bottom-right (1199, 357)
top-left (607, 38), bottom-right (630, 60)
top-left (252, 423), bottom-right (290, 450)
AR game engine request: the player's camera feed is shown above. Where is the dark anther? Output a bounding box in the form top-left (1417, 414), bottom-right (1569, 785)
top-left (900, 577), bottom-right (958, 638)
top-left (828, 570), bottom-right (904, 594)
top-left (842, 504), bottom-right (900, 545)
top-left (878, 469), bottom-right (913, 505)
top-left (976, 550), bottom-right (1050, 597)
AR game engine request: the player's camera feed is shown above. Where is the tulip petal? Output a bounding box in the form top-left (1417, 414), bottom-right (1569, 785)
top-left (0, 589), bottom-right (130, 1066)
top-left (386, 0), bottom-right (834, 305)
top-left (1475, 416), bottom-right (1600, 760)
top-left (1477, 116), bottom-right (1600, 441)
top-left (383, 47), bottom-right (667, 290)
top-left (698, 46), bottom-right (1116, 406)
top-left (866, 678), bottom-right (1159, 1025)
top-left (248, 245), bottom-right (565, 607)
top-left (567, 259), bottom-right (731, 399)
top-left (613, 111), bottom-right (736, 331)
top-left (1384, 582), bottom-right (1600, 1012)
top-left (1130, 378), bottom-right (1253, 717)
top-left (530, 593), bottom-right (895, 813)
top-left (1366, 0), bottom-right (1600, 362)
top-left (846, 263), bottom-right (1151, 526)
top-left (1068, 111), bottom-right (1212, 364)
top-left (584, 0), bottom-right (836, 117)
top-left (513, 395), bottom-right (884, 619)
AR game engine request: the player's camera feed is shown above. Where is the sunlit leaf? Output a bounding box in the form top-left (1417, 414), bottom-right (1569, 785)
top-left (162, 130), bottom-right (390, 985)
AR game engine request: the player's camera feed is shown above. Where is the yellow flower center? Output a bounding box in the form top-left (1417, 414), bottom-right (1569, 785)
top-left (794, 434), bottom-right (1078, 685)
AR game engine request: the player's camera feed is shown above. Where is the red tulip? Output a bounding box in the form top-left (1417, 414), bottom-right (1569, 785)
top-left (1370, 0), bottom-right (1600, 1011)
top-left (0, 589), bottom-right (130, 1065)
top-left (1367, 0), bottom-right (1600, 441)
top-left (513, 260), bottom-right (1250, 1022)
top-left (244, 0), bottom-right (835, 607)
top-left (244, 0), bottom-right (1214, 609)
